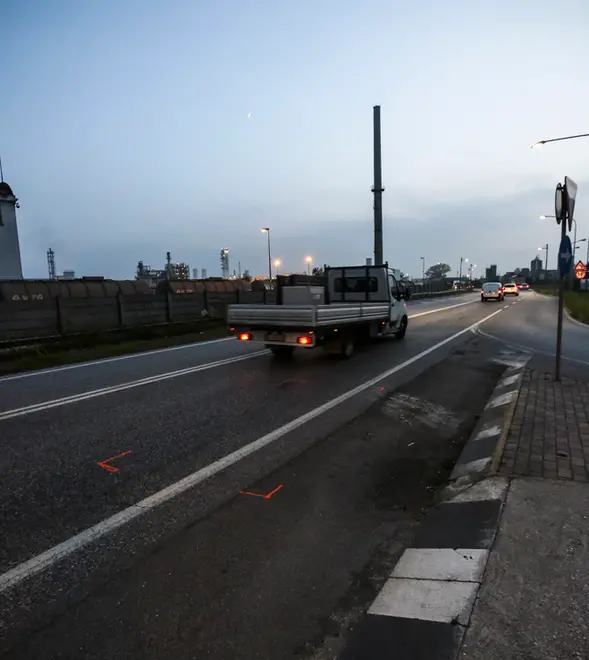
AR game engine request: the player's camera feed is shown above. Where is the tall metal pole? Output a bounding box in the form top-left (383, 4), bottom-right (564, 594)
top-left (372, 105), bottom-right (384, 266)
top-left (421, 256), bottom-right (425, 280)
top-left (555, 220), bottom-right (566, 382)
top-left (459, 257), bottom-right (463, 281)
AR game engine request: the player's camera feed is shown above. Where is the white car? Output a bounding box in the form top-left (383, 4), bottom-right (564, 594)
top-left (503, 282), bottom-right (519, 296)
top-left (481, 282), bottom-right (504, 302)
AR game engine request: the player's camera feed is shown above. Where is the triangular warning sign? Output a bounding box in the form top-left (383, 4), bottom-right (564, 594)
top-left (574, 260), bottom-right (586, 271)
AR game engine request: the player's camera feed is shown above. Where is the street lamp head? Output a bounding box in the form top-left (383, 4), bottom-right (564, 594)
top-left (274, 259), bottom-right (281, 267)
top-left (305, 256), bottom-right (312, 263)
top-left (531, 141), bottom-right (544, 149)
top-left (261, 227), bottom-right (269, 233)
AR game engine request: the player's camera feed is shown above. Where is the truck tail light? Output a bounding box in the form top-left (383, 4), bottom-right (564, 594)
top-left (297, 336), bottom-right (311, 345)
top-left (239, 332), bottom-right (252, 341)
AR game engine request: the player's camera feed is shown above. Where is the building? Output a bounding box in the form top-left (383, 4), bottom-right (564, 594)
top-left (192, 268), bottom-right (199, 279)
top-left (0, 180), bottom-right (23, 279)
top-left (485, 264), bottom-right (498, 281)
top-left (531, 256), bottom-right (542, 276)
top-left (201, 268), bottom-right (208, 279)
top-left (57, 270), bottom-right (76, 280)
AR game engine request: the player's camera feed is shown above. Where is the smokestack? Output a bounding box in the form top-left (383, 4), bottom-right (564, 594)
top-left (372, 105), bottom-right (384, 266)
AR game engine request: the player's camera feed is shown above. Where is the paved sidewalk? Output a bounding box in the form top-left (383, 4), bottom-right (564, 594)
top-left (460, 369), bottom-right (589, 660)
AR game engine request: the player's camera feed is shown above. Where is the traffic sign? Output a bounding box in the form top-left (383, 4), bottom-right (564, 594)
top-left (555, 183), bottom-right (565, 224)
top-left (565, 176), bottom-right (578, 232)
top-left (574, 260), bottom-right (587, 279)
top-left (558, 235), bottom-right (573, 277)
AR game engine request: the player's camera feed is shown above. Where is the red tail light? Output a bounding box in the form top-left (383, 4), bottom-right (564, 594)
top-left (239, 333), bottom-right (252, 341)
top-left (297, 336), bottom-right (311, 345)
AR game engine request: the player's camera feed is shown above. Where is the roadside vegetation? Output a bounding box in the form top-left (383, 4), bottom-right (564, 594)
top-left (535, 286), bottom-right (589, 324)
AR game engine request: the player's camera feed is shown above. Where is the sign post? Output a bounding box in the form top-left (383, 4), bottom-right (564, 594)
top-left (554, 177), bottom-right (577, 381)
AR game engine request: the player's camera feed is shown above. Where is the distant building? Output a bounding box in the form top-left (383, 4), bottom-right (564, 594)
top-left (201, 268), bottom-right (208, 279)
top-left (0, 180), bottom-right (23, 280)
top-left (192, 268), bottom-right (199, 279)
top-left (485, 264), bottom-right (498, 281)
top-left (531, 256), bottom-right (542, 276)
top-left (57, 270), bottom-right (76, 280)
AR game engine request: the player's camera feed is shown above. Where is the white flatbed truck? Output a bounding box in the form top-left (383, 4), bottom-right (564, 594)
top-left (227, 264), bottom-right (409, 358)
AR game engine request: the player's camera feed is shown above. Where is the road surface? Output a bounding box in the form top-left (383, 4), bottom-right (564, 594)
top-left (1, 291), bottom-right (587, 658)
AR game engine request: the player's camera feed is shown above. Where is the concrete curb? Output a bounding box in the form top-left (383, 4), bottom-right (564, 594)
top-left (337, 349), bottom-right (529, 660)
top-left (443, 352), bottom-right (529, 496)
top-left (563, 306), bottom-right (589, 330)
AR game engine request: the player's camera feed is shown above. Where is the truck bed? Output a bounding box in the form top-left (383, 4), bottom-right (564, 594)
top-left (227, 303), bottom-right (391, 328)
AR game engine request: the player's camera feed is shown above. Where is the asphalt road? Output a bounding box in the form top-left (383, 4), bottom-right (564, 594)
top-left (1, 291), bottom-right (571, 657)
top-left (474, 290), bottom-right (589, 378)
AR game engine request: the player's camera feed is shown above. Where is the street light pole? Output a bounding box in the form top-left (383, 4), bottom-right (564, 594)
top-left (261, 228), bottom-right (272, 284)
top-left (459, 257), bottom-right (468, 282)
top-left (305, 256), bottom-right (312, 275)
top-left (532, 132), bottom-right (589, 148)
top-left (420, 256), bottom-right (425, 281)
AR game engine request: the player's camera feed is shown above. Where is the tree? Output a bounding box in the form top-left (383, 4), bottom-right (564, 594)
top-left (425, 263), bottom-right (451, 280)
top-left (312, 266), bottom-right (328, 277)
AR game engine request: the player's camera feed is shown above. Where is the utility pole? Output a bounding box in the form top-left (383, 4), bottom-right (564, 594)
top-left (372, 105), bottom-right (384, 266)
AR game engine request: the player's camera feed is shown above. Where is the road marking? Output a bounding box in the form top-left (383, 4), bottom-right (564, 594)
top-left (0, 336), bottom-right (236, 383)
top-left (408, 298), bottom-right (476, 319)
top-left (0, 306), bottom-right (504, 593)
top-left (0, 351), bottom-right (269, 421)
top-left (0, 299), bottom-right (481, 415)
top-left (97, 450), bottom-right (132, 473)
top-left (239, 484), bottom-right (283, 499)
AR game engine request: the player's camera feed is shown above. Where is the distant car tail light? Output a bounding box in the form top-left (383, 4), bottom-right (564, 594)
top-left (239, 332), bottom-right (252, 341)
top-left (297, 336), bottom-right (311, 345)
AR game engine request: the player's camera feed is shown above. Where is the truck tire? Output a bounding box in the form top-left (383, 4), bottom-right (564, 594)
top-left (267, 345), bottom-right (295, 360)
top-left (340, 338), bottom-right (355, 359)
top-left (395, 316), bottom-right (408, 339)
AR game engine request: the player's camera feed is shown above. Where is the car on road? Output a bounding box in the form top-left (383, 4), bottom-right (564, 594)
top-left (503, 282), bottom-right (519, 296)
top-left (517, 282), bottom-right (530, 291)
top-left (481, 282), bottom-right (504, 302)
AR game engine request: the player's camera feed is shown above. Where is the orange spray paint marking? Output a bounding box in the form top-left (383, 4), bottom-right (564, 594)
top-left (97, 450), bottom-right (132, 473)
top-left (239, 484), bottom-right (284, 499)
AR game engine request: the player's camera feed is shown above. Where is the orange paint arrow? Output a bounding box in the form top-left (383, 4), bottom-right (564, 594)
top-left (239, 484), bottom-right (283, 499)
top-left (97, 450), bottom-right (132, 473)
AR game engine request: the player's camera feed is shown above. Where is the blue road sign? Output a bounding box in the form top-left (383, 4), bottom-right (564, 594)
top-left (558, 235), bottom-right (573, 278)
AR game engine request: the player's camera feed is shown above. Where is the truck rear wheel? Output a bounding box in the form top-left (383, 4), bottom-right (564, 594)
top-left (395, 316), bottom-right (408, 339)
top-left (340, 338), bottom-right (355, 359)
top-left (267, 345), bottom-right (295, 360)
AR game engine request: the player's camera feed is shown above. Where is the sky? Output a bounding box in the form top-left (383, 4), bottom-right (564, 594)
top-left (2, 0), bottom-right (589, 280)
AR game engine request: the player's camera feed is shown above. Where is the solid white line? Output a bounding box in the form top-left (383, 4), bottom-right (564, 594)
top-left (0, 351), bottom-right (269, 421)
top-left (408, 298), bottom-right (476, 319)
top-left (0, 306), bottom-right (504, 593)
top-left (0, 336), bottom-right (235, 383)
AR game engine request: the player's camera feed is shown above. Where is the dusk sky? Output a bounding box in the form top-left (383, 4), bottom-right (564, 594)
top-left (2, 0), bottom-right (589, 280)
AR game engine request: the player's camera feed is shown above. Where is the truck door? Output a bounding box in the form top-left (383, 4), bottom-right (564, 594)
top-left (388, 273), bottom-right (403, 321)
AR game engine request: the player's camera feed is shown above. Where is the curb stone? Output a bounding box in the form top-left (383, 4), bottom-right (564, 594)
top-left (337, 348), bottom-right (529, 660)
top-left (563, 306), bottom-right (589, 329)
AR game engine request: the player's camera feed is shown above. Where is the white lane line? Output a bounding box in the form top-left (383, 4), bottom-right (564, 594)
top-left (0, 298), bottom-right (474, 384)
top-left (0, 336), bottom-right (235, 383)
top-left (0, 351), bottom-right (269, 421)
top-left (475, 327), bottom-right (589, 366)
top-left (408, 298), bottom-right (476, 319)
top-left (0, 306), bottom-right (504, 593)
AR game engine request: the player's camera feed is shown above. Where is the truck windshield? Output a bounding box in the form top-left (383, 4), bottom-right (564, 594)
top-left (334, 277), bottom-right (378, 294)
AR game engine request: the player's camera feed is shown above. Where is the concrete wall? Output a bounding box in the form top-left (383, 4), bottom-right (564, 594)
top-left (0, 290), bottom-right (277, 342)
